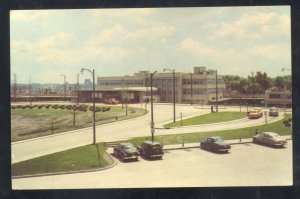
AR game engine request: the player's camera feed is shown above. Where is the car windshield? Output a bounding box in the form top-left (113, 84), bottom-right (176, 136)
top-left (122, 144), bottom-right (134, 149)
top-left (151, 145), bottom-right (162, 150)
top-left (271, 133), bottom-right (280, 137)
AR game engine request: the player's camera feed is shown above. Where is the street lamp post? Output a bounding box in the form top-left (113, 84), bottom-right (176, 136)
top-left (163, 68), bottom-right (176, 123)
top-left (61, 74), bottom-right (66, 101)
top-left (76, 73), bottom-right (80, 104)
top-left (29, 76), bottom-right (32, 106)
top-left (121, 79), bottom-right (124, 109)
top-left (13, 74), bottom-right (17, 102)
top-left (215, 70), bottom-right (218, 113)
top-left (150, 71), bottom-right (157, 142)
top-left (190, 73), bottom-right (193, 105)
top-left (81, 68), bottom-right (96, 145)
top-left (251, 72), bottom-right (255, 107)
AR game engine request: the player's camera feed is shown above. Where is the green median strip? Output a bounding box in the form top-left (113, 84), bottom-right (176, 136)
top-left (12, 114), bottom-right (292, 176)
top-left (12, 143), bottom-right (112, 177)
top-left (163, 111), bottom-right (247, 128)
top-left (131, 114), bottom-right (292, 146)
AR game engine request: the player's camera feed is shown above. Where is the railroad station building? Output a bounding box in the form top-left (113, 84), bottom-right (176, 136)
top-left (85, 66), bottom-right (226, 104)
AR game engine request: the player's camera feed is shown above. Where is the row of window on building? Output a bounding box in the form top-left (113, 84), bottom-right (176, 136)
top-left (182, 79), bottom-right (224, 85)
top-left (98, 80), bottom-right (144, 86)
top-left (183, 88), bottom-right (224, 95)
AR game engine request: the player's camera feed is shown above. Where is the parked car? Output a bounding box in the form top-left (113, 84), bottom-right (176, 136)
top-left (248, 108), bottom-right (263, 119)
top-left (113, 143), bottom-right (139, 161)
top-left (269, 107), bottom-right (279, 116)
top-left (104, 98), bottom-right (119, 105)
top-left (137, 141), bottom-right (164, 159)
top-left (200, 136), bottom-right (231, 152)
top-left (253, 132), bottom-right (287, 147)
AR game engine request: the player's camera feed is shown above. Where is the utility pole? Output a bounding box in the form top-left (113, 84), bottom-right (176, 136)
top-left (190, 73), bottom-right (193, 105)
top-left (215, 70), bottom-right (218, 113)
top-left (13, 74), bottom-right (17, 102)
top-left (29, 76), bottom-right (32, 105)
top-left (150, 71), bottom-right (157, 142)
top-left (76, 73), bottom-right (80, 104)
top-left (61, 74), bottom-right (66, 101)
top-left (81, 68), bottom-right (96, 145)
top-left (251, 72), bottom-right (255, 107)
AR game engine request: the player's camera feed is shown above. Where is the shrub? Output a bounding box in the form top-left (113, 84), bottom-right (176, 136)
top-left (45, 105), bottom-right (51, 109)
top-left (37, 105), bottom-right (44, 109)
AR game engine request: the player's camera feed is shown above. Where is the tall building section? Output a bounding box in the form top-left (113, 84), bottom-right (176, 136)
top-left (97, 67), bottom-right (225, 104)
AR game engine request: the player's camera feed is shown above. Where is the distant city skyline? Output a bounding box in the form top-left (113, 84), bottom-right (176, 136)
top-left (10, 6), bottom-right (291, 84)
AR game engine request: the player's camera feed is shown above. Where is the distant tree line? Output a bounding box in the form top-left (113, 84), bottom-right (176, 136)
top-left (223, 72), bottom-right (291, 94)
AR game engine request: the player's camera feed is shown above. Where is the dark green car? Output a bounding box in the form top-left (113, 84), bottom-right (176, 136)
top-left (137, 141), bottom-right (164, 159)
top-left (200, 136), bottom-right (231, 153)
top-left (113, 143), bottom-right (139, 161)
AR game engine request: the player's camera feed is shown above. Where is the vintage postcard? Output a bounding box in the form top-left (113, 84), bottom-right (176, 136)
top-left (10, 6), bottom-right (292, 189)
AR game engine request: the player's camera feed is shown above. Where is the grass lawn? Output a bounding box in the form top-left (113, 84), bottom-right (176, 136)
top-left (131, 114), bottom-right (292, 146)
top-left (12, 143), bottom-right (112, 176)
top-left (163, 111), bottom-right (247, 128)
top-left (11, 105), bottom-right (146, 142)
top-left (12, 115), bottom-right (292, 176)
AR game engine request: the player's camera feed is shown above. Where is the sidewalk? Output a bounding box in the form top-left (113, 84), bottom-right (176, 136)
top-left (162, 135), bottom-right (292, 150)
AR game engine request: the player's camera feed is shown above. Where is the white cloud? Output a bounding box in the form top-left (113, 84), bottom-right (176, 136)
top-left (177, 38), bottom-right (215, 56)
top-left (10, 10), bottom-right (56, 21)
top-left (214, 12), bottom-right (290, 41)
top-left (86, 24), bottom-right (127, 45)
top-left (126, 26), bottom-right (177, 43)
top-left (89, 8), bottom-right (156, 18)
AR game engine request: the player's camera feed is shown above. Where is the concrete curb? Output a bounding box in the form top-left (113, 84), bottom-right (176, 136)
top-left (12, 151), bottom-right (117, 179)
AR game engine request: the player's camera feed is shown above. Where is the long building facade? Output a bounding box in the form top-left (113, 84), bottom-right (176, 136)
top-left (97, 67), bottom-right (225, 104)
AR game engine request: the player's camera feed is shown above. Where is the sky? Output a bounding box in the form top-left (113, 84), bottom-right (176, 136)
top-left (10, 6), bottom-right (291, 84)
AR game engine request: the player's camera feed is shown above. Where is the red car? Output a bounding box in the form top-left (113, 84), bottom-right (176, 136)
top-left (104, 98), bottom-right (119, 105)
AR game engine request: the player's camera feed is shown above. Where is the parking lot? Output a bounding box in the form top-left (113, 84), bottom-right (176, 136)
top-left (12, 141), bottom-right (292, 189)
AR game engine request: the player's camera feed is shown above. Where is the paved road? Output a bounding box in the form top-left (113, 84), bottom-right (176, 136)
top-left (11, 104), bottom-right (284, 163)
top-left (12, 141), bottom-right (292, 189)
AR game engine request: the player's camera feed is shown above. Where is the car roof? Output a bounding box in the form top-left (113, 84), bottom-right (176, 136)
top-left (119, 142), bottom-right (134, 146)
top-left (142, 141), bottom-right (161, 145)
top-left (262, 132), bottom-right (279, 136)
top-left (209, 136), bottom-right (222, 140)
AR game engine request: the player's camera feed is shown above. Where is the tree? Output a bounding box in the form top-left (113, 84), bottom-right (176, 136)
top-left (274, 76), bottom-right (285, 89)
top-left (255, 72), bottom-right (271, 93)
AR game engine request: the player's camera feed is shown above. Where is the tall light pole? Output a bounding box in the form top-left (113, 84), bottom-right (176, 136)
top-left (190, 73), bottom-right (193, 105)
top-left (61, 74), bottom-right (66, 100)
top-left (163, 68), bottom-right (176, 123)
top-left (81, 68), bottom-right (96, 145)
top-left (76, 73), bottom-right (80, 104)
top-left (13, 73), bottom-right (17, 101)
top-left (215, 70), bottom-right (218, 113)
top-left (29, 76), bottom-right (32, 106)
top-left (251, 72), bottom-right (255, 107)
top-left (150, 71), bottom-right (157, 142)
top-left (121, 79), bottom-right (124, 109)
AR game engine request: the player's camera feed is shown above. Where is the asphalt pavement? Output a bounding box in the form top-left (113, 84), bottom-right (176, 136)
top-left (11, 104), bottom-right (287, 163)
